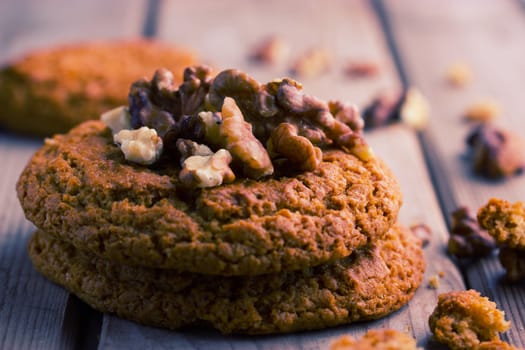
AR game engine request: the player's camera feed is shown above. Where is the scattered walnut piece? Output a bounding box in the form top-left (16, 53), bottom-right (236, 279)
top-left (477, 340), bottom-right (522, 350)
top-left (429, 290), bottom-right (511, 350)
top-left (100, 105), bottom-right (131, 133)
top-left (344, 60), bottom-right (381, 78)
top-left (250, 35), bottom-right (289, 64)
top-left (400, 88), bottom-right (430, 130)
top-left (478, 198), bottom-right (525, 282)
top-left (409, 223), bottom-right (432, 247)
top-left (291, 48), bottom-right (331, 78)
top-left (362, 88), bottom-right (405, 129)
top-left (446, 62), bottom-right (472, 87)
top-left (466, 124), bottom-right (525, 179)
top-left (178, 149), bottom-right (235, 188)
top-left (464, 99), bottom-right (501, 122)
top-left (447, 206), bottom-right (496, 258)
top-left (330, 329), bottom-right (420, 350)
top-left (113, 127), bottom-right (163, 165)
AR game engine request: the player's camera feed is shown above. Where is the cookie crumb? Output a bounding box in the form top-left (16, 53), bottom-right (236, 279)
top-left (446, 62), bottom-right (472, 87)
top-left (331, 329), bottom-right (420, 350)
top-left (464, 99), bottom-right (501, 122)
top-left (428, 274), bottom-right (440, 289)
top-left (429, 290), bottom-right (511, 350)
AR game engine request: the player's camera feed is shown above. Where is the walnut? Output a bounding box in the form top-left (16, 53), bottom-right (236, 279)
top-left (447, 206), bottom-right (496, 258)
top-left (429, 290), bottom-right (511, 350)
top-left (267, 123), bottom-right (322, 171)
top-left (477, 340), bottom-right (521, 350)
top-left (400, 88), bottom-right (430, 130)
top-left (100, 105), bottom-right (131, 133)
top-left (466, 124), bottom-right (525, 178)
top-left (179, 65), bottom-right (214, 116)
top-left (330, 329), bottom-right (420, 350)
top-left (250, 35), bottom-right (289, 64)
top-left (178, 149), bottom-right (235, 188)
top-left (362, 88), bottom-right (405, 129)
top-left (290, 48), bottom-right (331, 77)
top-left (128, 79), bottom-right (175, 137)
top-left (113, 127), bottom-right (163, 165)
top-left (464, 99), bottom-right (501, 122)
top-left (344, 60), bottom-right (381, 78)
top-left (175, 139), bottom-right (213, 166)
top-left (446, 62), bottom-right (472, 87)
top-left (219, 97), bottom-right (274, 179)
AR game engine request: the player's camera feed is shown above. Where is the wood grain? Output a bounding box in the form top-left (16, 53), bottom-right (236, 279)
top-left (381, 0), bottom-right (525, 346)
top-left (98, 1), bottom-right (464, 349)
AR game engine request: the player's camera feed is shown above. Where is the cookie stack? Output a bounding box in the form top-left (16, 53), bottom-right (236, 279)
top-left (17, 67), bottom-right (425, 334)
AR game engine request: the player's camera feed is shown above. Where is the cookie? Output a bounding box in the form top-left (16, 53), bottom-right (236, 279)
top-left (0, 40), bottom-right (195, 136)
top-left (330, 329), bottom-right (420, 350)
top-left (429, 290), bottom-right (510, 350)
top-left (28, 224), bottom-right (424, 334)
top-left (17, 120), bottom-right (402, 275)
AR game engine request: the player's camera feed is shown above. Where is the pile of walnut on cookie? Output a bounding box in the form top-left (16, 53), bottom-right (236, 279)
top-left (101, 65), bottom-right (371, 188)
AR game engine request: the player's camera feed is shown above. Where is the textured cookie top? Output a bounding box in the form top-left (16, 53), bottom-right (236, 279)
top-left (18, 120), bottom-right (402, 275)
top-left (28, 224), bottom-right (424, 334)
top-left (0, 40), bottom-right (195, 136)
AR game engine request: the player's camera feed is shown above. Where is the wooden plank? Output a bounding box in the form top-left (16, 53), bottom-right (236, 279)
top-left (0, 0), bottom-right (147, 349)
top-left (381, 0), bottom-right (525, 346)
top-left (98, 1), bottom-right (464, 348)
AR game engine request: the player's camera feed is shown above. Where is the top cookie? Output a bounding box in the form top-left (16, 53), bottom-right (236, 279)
top-left (17, 120), bottom-right (402, 275)
top-left (0, 40), bottom-right (195, 136)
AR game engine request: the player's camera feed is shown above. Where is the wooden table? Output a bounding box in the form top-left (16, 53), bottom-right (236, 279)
top-left (1, 0), bottom-right (524, 348)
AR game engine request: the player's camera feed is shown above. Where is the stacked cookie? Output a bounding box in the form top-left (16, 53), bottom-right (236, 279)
top-left (17, 66), bottom-right (425, 334)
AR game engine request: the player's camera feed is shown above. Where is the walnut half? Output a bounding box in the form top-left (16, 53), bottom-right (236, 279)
top-left (179, 149), bottom-right (235, 188)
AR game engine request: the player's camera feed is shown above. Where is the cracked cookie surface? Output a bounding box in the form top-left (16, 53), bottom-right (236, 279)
top-left (18, 120), bottom-right (402, 275)
top-left (28, 224), bottom-right (424, 334)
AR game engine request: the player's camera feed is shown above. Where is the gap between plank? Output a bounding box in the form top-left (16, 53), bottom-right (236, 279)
top-left (370, 0), bottom-right (460, 235)
top-left (142, 0), bottom-right (161, 38)
top-left (60, 295), bottom-right (102, 350)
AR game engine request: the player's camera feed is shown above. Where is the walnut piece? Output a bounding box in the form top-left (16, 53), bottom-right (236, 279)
top-left (176, 139), bottom-right (213, 166)
top-left (464, 99), bottom-right (501, 122)
top-left (330, 329), bottom-right (420, 350)
top-left (429, 290), bottom-right (511, 350)
top-left (290, 48), bottom-right (331, 77)
top-left (400, 88), bottom-right (430, 130)
top-left (267, 123), bottom-right (322, 171)
top-left (446, 62), bottom-right (472, 87)
top-left (178, 149), bottom-right (235, 188)
top-left (100, 105), bottom-right (131, 133)
top-left (344, 60), bottom-right (381, 78)
top-left (447, 206), bottom-right (496, 258)
top-left (362, 88), bottom-right (405, 129)
top-left (220, 97), bottom-right (274, 178)
top-left (466, 124), bottom-right (525, 178)
top-left (250, 35), bottom-right (289, 64)
top-left (113, 127), bottom-right (163, 165)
